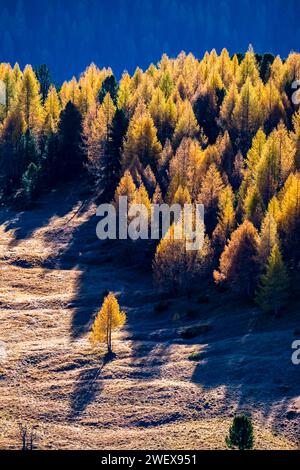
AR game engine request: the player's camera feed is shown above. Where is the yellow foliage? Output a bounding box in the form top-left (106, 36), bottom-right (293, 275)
top-left (114, 170), bottom-right (137, 206)
top-left (122, 109), bottom-right (162, 171)
top-left (90, 293), bottom-right (126, 353)
top-left (17, 65), bottom-right (44, 134)
top-left (44, 85), bottom-right (61, 133)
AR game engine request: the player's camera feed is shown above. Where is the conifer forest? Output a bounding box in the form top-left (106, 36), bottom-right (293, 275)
top-left (0, 0), bottom-right (299, 455)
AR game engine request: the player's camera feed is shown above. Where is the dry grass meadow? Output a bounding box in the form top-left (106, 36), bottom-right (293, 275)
top-left (0, 184), bottom-right (299, 450)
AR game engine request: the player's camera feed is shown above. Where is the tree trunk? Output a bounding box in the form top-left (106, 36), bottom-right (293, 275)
top-left (107, 313), bottom-right (112, 354)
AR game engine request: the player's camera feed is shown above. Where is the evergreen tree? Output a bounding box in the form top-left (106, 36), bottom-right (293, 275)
top-left (99, 75), bottom-right (118, 104)
top-left (0, 108), bottom-right (26, 194)
top-left (35, 64), bottom-right (52, 103)
top-left (256, 244), bottom-right (290, 315)
top-left (20, 129), bottom-right (39, 170)
top-left (167, 138), bottom-right (199, 202)
top-left (88, 93), bottom-right (117, 198)
top-left (104, 108), bottom-right (128, 199)
top-left (157, 139), bottom-right (173, 193)
top-left (117, 72), bottom-right (131, 115)
top-left (21, 161), bottom-right (41, 203)
top-left (226, 415), bottom-right (254, 450)
top-left (57, 101), bottom-right (84, 180)
top-left (267, 195), bottom-right (281, 222)
top-left (42, 132), bottom-right (60, 185)
top-left (142, 164), bottom-right (156, 196)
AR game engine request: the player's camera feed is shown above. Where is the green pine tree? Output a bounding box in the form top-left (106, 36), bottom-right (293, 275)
top-left (99, 75), bottom-right (118, 104)
top-left (226, 415), bottom-right (254, 450)
top-left (57, 101), bottom-right (85, 180)
top-left (21, 162), bottom-right (41, 202)
top-left (35, 64), bottom-right (52, 103)
top-left (256, 244), bottom-right (290, 315)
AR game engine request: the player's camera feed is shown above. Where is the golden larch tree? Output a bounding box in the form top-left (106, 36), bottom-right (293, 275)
top-left (279, 172), bottom-right (300, 262)
top-left (43, 85), bottom-right (61, 134)
top-left (122, 110), bottom-right (162, 171)
top-left (114, 170), bottom-right (137, 207)
top-left (258, 210), bottom-right (280, 265)
top-left (173, 99), bottom-right (200, 147)
top-left (214, 220), bottom-right (261, 296)
top-left (232, 78), bottom-right (265, 138)
top-left (153, 223), bottom-right (212, 291)
top-left (90, 293), bottom-right (126, 354)
top-left (18, 65), bottom-right (44, 134)
top-left (243, 184), bottom-right (265, 228)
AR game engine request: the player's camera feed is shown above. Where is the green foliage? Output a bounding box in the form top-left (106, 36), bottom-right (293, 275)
top-left (42, 132), bottom-right (60, 185)
top-left (21, 129), bottom-right (39, 168)
top-left (102, 108), bottom-right (128, 199)
top-left (0, 52), bottom-right (297, 303)
top-left (57, 101), bottom-right (84, 180)
top-left (256, 244), bottom-right (290, 315)
top-left (188, 351), bottom-right (202, 361)
top-left (226, 415), bottom-right (254, 450)
top-left (35, 64), bottom-right (52, 102)
top-left (255, 53), bottom-right (275, 82)
top-left (21, 162), bottom-right (41, 203)
top-left (159, 71), bottom-right (174, 99)
top-left (99, 75), bottom-right (118, 104)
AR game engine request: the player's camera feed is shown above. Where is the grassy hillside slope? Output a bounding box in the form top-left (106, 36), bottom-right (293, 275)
top-left (0, 184), bottom-right (299, 449)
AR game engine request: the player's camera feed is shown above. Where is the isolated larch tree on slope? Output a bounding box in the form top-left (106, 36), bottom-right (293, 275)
top-left (90, 293), bottom-right (126, 355)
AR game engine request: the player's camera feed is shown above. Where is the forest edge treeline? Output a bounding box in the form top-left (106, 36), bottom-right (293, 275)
top-left (0, 46), bottom-right (299, 314)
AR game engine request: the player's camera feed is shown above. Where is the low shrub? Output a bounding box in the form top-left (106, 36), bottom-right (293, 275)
top-left (188, 351), bottom-right (202, 361)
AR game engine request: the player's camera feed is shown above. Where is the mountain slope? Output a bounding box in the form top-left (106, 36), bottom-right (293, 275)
top-left (0, 184), bottom-right (299, 450)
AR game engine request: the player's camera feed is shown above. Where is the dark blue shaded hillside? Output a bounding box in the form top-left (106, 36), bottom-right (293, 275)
top-left (0, 0), bottom-right (299, 83)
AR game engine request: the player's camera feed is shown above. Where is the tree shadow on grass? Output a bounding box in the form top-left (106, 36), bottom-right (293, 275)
top-left (69, 352), bottom-right (115, 419)
top-left (58, 221), bottom-right (155, 339)
top-left (190, 325), bottom-right (300, 441)
top-left (2, 183), bottom-right (89, 248)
